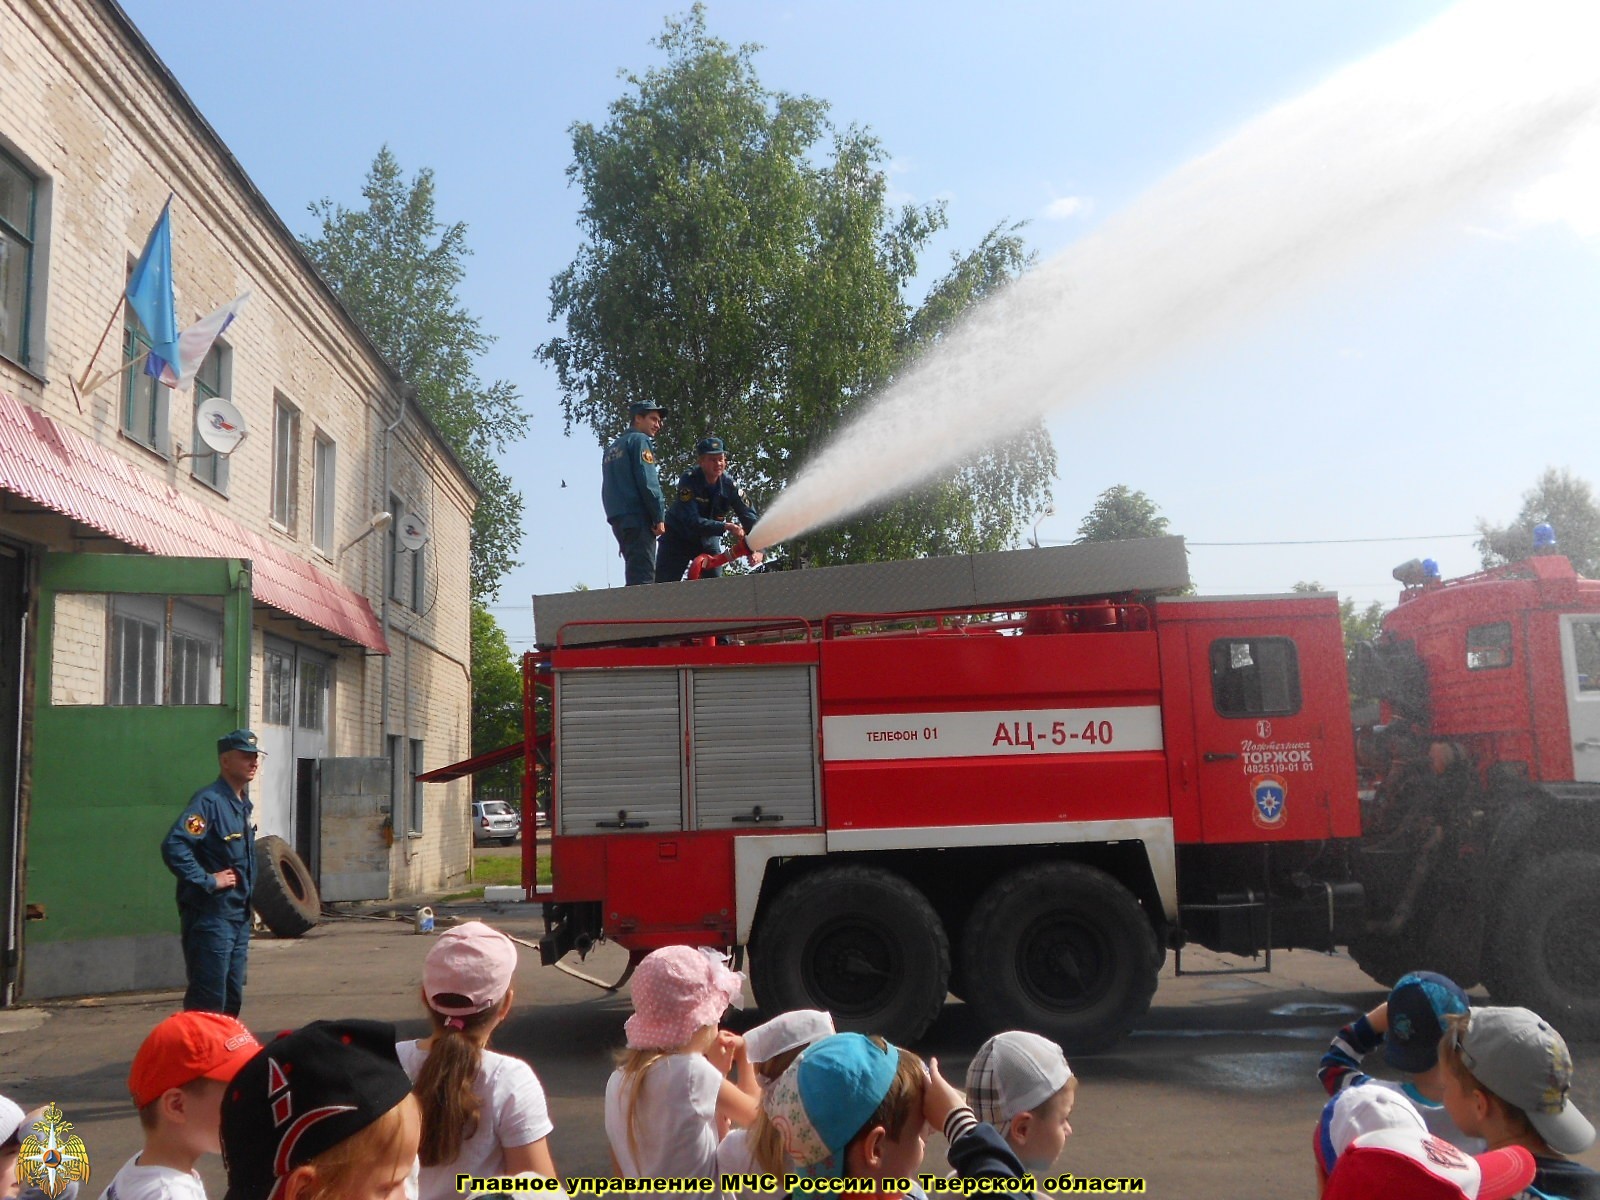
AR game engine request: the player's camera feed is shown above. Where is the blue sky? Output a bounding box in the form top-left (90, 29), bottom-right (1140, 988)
top-left (119, 0), bottom-right (1600, 646)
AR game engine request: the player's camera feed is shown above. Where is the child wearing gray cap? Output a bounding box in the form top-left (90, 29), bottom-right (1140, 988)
top-left (1438, 1007), bottom-right (1600, 1199)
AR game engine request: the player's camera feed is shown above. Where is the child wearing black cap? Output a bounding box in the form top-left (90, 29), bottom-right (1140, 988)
top-left (1317, 970), bottom-right (1483, 1152)
top-left (220, 1019), bottom-right (419, 1200)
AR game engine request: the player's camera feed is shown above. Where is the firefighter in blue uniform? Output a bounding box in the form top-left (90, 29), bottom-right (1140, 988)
top-left (601, 401), bottom-right (668, 585)
top-left (161, 729), bottom-right (260, 1015)
top-left (656, 435), bottom-right (764, 582)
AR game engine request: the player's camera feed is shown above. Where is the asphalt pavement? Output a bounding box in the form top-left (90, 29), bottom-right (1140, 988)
top-left (4, 899), bottom-right (1598, 1199)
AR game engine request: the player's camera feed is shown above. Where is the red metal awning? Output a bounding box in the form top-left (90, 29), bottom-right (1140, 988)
top-left (0, 392), bottom-right (389, 652)
top-left (415, 740), bottom-right (527, 783)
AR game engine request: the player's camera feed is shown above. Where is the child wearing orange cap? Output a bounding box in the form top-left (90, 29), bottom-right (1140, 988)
top-left (100, 1012), bottom-right (260, 1200)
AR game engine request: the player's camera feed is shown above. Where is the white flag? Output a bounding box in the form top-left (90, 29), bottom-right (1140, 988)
top-left (155, 291), bottom-right (251, 388)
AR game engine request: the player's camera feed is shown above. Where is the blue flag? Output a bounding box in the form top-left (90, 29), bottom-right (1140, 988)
top-left (125, 198), bottom-right (179, 378)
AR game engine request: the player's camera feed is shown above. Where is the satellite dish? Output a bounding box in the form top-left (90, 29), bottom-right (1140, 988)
top-left (398, 511), bottom-right (429, 551)
top-left (194, 397), bottom-right (248, 455)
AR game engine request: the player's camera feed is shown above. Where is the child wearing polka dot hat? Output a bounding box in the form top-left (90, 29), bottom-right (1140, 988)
top-left (603, 946), bottom-right (760, 1189)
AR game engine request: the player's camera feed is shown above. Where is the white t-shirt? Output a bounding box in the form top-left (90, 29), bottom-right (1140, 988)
top-left (98, 1155), bottom-right (207, 1200)
top-left (605, 1054), bottom-right (723, 1187)
top-left (397, 1039), bottom-right (555, 1200)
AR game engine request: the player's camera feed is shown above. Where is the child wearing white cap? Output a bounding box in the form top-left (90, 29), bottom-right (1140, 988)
top-left (717, 1010), bottom-right (835, 1188)
top-left (1437, 1007), bottom-right (1600, 1200)
top-left (951, 1032), bottom-right (1076, 1181)
top-left (397, 921), bottom-right (558, 1198)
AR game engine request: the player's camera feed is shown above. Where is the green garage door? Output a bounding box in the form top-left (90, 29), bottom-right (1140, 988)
top-left (25, 554), bottom-right (253, 999)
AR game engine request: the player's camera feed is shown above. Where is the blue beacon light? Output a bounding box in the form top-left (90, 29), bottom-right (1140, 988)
top-left (1422, 558), bottom-right (1440, 581)
top-left (1534, 523), bottom-right (1557, 550)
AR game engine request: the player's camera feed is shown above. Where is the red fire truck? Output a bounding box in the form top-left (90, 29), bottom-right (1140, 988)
top-left (428, 535), bottom-right (1600, 1050)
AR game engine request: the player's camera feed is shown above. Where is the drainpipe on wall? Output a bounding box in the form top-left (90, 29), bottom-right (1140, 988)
top-left (380, 383), bottom-right (414, 866)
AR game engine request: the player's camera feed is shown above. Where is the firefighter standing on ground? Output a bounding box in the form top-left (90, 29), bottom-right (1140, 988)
top-left (601, 401), bottom-right (668, 586)
top-left (656, 436), bottom-right (764, 582)
top-left (161, 729), bottom-right (260, 1015)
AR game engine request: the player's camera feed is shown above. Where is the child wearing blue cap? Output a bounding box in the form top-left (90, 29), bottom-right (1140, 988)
top-left (1318, 970), bottom-right (1483, 1152)
top-left (749, 1033), bottom-right (1030, 1194)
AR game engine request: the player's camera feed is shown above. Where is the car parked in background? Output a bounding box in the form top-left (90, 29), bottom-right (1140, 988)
top-left (472, 799), bottom-right (521, 845)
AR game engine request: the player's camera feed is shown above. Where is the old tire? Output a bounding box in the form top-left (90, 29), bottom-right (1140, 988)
top-left (1485, 850), bottom-right (1600, 1038)
top-left (750, 866), bottom-right (949, 1045)
top-left (961, 862), bottom-right (1158, 1054)
top-left (253, 835), bottom-right (320, 938)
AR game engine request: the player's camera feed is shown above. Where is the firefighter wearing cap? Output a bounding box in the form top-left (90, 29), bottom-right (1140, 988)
top-left (161, 728), bottom-right (261, 1015)
top-left (601, 401), bottom-right (668, 586)
top-left (656, 435), bottom-right (764, 582)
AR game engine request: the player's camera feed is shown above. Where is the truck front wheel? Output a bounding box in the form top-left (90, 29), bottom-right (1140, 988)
top-left (1485, 850), bottom-right (1600, 1039)
top-left (961, 862), bottom-right (1158, 1054)
top-left (750, 866), bottom-right (950, 1045)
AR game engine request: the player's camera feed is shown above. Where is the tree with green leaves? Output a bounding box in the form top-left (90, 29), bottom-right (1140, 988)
top-left (469, 602), bottom-right (523, 795)
top-left (302, 147), bottom-right (528, 602)
top-left (1476, 467), bottom-right (1600, 578)
top-left (538, 7), bottom-right (1054, 566)
top-left (1074, 485), bottom-right (1171, 543)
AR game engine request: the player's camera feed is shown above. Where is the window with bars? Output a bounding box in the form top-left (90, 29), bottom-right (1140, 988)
top-left (297, 658), bottom-right (329, 731)
top-left (0, 147), bottom-right (37, 366)
top-left (190, 345), bottom-right (230, 491)
top-left (272, 398), bottom-right (299, 530)
top-left (104, 596), bottom-right (222, 707)
top-left (263, 646), bottom-right (294, 725)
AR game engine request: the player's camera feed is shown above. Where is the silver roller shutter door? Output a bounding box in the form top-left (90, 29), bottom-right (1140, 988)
top-left (692, 667), bottom-right (818, 829)
top-left (557, 669), bottom-right (683, 835)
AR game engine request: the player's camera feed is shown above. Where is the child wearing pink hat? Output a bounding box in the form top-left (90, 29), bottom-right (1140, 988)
top-left (398, 921), bottom-right (559, 1198)
top-left (603, 946), bottom-right (760, 1187)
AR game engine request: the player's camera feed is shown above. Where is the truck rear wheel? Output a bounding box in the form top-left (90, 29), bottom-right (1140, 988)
top-left (750, 866), bottom-right (949, 1045)
top-left (961, 862), bottom-right (1158, 1054)
top-left (1485, 850), bottom-right (1600, 1038)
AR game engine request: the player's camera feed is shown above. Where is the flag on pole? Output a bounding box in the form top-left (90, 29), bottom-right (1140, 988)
top-left (152, 292), bottom-right (251, 388)
top-left (125, 198), bottom-right (179, 378)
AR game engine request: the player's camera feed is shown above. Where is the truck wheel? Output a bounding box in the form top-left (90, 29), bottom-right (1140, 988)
top-left (253, 835), bottom-right (320, 938)
top-left (961, 862), bottom-right (1158, 1054)
top-left (750, 866), bottom-right (949, 1045)
top-left (1485, 850), bottom-right (1600, 1038)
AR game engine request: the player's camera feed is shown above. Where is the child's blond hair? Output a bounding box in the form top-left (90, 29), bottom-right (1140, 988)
top-left (294, 1094), bottom-right (420, 1200)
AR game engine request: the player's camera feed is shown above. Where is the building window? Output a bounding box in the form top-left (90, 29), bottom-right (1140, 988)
top-left (190, 344), bottom-right (230, 491)
top-left (108, 603), bottom-right (161, 706)
top-left (409, 537), bottom-right (426, 611)
top-left (0, 148), bottom-right (37, 366)
top-left (105, 595), bottom-right (222, 707)
top-left (297, 657), bottom-right (329, 731)
top-left (410, 738), bottom-right (425, 835)
top-left (311, 435), bottom-right (336, 554)
top-left (263, 646), bottom-right (294, 725)
top-left (1209, 637), bottom-right (1302, 718)
top-left (272, 398), bottom-right (299, 530)
top-left (122, 315), bottom-right (166, 452)
top-left (387, 492), bottom-right (404, 603)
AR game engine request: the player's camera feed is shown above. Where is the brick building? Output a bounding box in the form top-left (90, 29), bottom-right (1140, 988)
top-left (0, 0), bottom-right (479, 1001)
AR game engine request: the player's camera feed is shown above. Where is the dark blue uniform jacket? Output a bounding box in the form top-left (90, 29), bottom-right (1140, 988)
top-left (601, 430), bottom-right (666, 527)
top-left (161, 778), bottom-right (255, 916)
top-left (664, 468), bottom-right (759, 544)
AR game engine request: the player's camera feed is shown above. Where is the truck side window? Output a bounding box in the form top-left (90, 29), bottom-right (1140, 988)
top-left (1210, 637), bottom-right (1301, 717)
top-left (1570, 620), bottom-right (1600, 691)
top-left (1466, 622), bottom-right (1512, 671)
